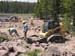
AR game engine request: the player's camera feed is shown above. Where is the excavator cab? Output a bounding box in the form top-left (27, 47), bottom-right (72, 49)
top-left (43, 19), bottom-right (59, 32)
top-left (41, 19), bottom-right (60, 37)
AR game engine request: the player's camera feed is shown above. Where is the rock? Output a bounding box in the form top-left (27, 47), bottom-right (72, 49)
top-left (0, 50), bottom-right (8, 56)
top-left (13, 46), bottom-right (26, 53)
top-left (8, 52), bottom-right (17, 56)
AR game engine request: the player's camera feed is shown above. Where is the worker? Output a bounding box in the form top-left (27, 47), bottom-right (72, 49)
top-left (30, 17), bottom-right (34, 26)
top-left (22, 21), bottom-right (28, 40)
top-left (7, 27), bottom-right (19, 36)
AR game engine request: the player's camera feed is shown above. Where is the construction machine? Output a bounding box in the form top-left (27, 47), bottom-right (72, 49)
top-left (38, 19), bottom-right (67, 43)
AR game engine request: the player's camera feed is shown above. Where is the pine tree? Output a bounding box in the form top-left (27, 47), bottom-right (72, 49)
top-left (34, 0), bottom-right (62, 20)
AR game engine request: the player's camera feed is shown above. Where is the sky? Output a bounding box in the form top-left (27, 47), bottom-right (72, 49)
top-left (0, 0), bottom-right (37, 3)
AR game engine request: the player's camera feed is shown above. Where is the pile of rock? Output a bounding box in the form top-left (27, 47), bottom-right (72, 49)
top-left (0, 39), bottom-right (28, 56)
top-left (40, 40), bottom-right (75, 56)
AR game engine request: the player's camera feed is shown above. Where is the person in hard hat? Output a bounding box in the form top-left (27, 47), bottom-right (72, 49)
top-left (7, 27), bottom-right (19, 36)
top-left (22, 21), bottom-right (28, 39)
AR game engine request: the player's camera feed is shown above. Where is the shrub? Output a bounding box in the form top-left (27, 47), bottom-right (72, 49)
top-left (26, 49), bottom-right (42, 56)
top-left (0, 34), bottom-right (9, 42)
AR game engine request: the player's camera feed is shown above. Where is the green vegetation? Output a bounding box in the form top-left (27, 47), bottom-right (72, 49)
top-left (34, 0), bottom-right (63, 20)
top-left (34, 0), bottom-right (73, 19)
top-left (0, 1), bottom-right (35, 13)
top-left (0, 34), bottom-right (9, 42)
top-left (26, 49), bottom-right (42, 56)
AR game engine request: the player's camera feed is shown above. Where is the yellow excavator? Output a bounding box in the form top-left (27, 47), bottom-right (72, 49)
top-left (38, 19), bottom-right (67, 43)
